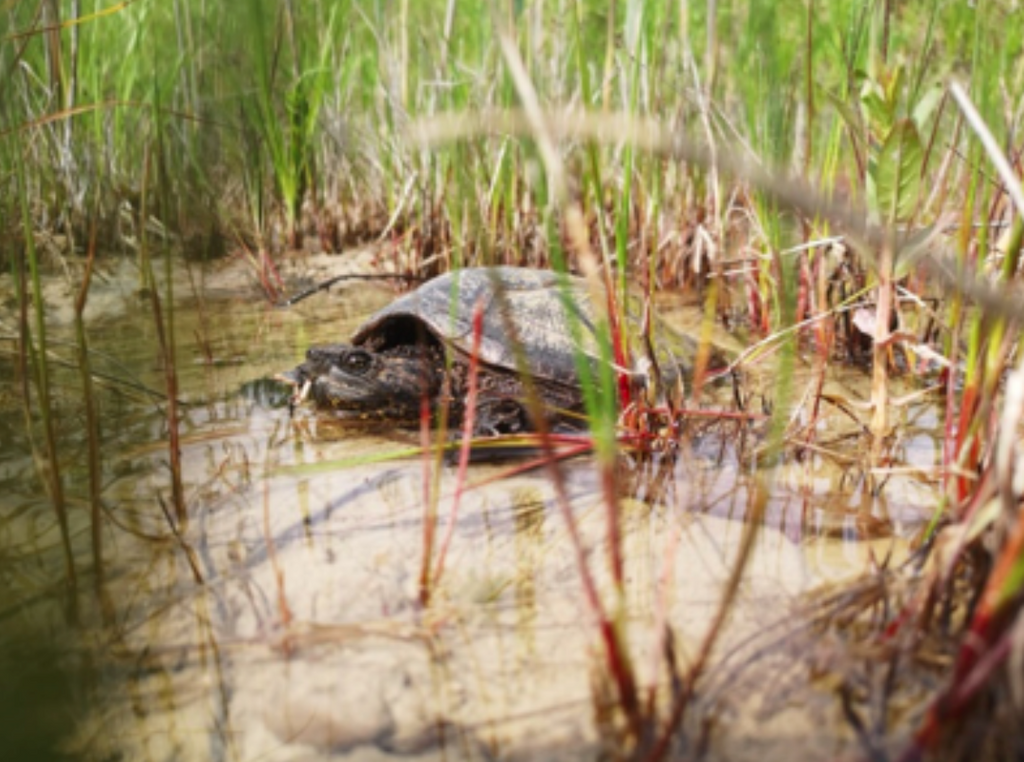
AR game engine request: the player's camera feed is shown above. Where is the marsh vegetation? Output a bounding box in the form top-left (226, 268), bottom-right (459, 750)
top-left (2, 0), bottom-right (1024, 759)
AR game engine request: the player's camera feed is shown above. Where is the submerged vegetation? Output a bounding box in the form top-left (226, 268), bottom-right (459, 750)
top-left (4, 0), bottom-right (1024, 758)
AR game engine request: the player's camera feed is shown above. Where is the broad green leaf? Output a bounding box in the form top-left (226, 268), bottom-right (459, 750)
top-left (872, 119), bottom-right (924, 224)
top-left (860, 83), bottom-right (893, 138)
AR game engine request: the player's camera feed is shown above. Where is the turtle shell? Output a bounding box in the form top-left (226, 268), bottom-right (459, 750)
top-left (351, 267), bottom-right (689, 393)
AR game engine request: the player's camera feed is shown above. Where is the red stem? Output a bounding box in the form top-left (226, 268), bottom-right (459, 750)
top-left (432, 299), bottom-right (485, 586)
top-left (417, 394), bottom-right (436, 606)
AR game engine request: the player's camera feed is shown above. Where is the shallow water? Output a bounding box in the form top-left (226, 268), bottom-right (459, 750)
top-left (0, 255), bottom-right (943, 760)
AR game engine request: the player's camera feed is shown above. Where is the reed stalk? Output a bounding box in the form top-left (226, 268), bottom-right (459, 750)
top-left (417, 394), bottom-right (444, 607)
top-left (430, 299), bottom-right (485, 589)
top-left (14, 141), bottom-right (78, 613)
top-left (138, 139), bottom-right (187, 526)
top-left (73, 219), bottom-right (110, 615)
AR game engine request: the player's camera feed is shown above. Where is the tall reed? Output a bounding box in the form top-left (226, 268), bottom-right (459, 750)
top-left (12, 138), bottom-right (78, 614)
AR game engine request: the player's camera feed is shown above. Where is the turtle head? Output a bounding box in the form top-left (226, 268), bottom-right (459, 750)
top-left (280, 343), bottom-right (442, 420)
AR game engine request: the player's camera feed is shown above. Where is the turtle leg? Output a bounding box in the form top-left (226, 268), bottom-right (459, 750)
top-left (471, 395), bottom-right (590, 435)
top-left (469, 372), bottom-right (537, 436)
top-left (473, 395), bottom-right (529, 436)
top-left (469, 372), bottom-right (590, 435)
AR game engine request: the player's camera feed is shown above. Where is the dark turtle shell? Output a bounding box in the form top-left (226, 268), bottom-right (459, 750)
top-left (351, 266), bottom-right (690, 396)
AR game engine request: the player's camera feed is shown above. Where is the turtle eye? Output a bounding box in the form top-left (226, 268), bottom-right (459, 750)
top-left (342, 350), bottom-right (373, 374)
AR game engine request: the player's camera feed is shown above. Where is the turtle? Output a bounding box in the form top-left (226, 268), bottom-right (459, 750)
top-left (277, 267), bottom-right (696, 434)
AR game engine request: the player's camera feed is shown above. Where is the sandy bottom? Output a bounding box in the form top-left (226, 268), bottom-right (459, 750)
top-left (0, 252), bottom-right (939, 760)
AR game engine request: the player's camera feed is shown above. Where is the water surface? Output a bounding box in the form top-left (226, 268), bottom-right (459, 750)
top-left (0, 256), bottom-right (943, 760)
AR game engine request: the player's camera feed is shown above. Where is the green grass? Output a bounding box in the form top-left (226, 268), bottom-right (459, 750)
top-left (3, 1), bottom-right (1012, 273)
